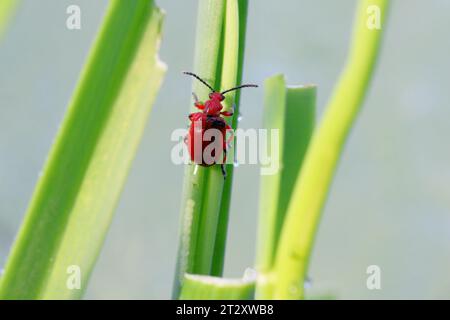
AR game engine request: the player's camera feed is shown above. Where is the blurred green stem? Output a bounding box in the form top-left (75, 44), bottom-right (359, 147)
top-left (0, 0), bottom-right (20, 40)
top-left (272, 0), bottom-right (389, 299)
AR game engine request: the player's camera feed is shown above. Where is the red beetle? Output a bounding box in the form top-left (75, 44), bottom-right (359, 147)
top-left (183, 72), bottom-right (257, 178)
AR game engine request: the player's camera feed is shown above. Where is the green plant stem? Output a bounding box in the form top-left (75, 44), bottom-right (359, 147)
top-left (0, 0), bottom-right (165, 299)
top-left (211, 0), bottom-right (248, 276)
top-left (255, 75), bottom-right (316, 299)
top-left (173, 0), bottom-right (249, 298)
top-left (173, 0), bottom-right (225, 298)
top-left (272, 0), bottom-right (389, 299)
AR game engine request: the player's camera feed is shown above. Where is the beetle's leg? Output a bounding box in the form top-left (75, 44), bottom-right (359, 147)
top-left (220, 148), bottom-right (227, 179)
top-left (195, 102), bottom-right (205, 110)
top-left (192, 92), bottom-right (199, 103)
top-left (220, 111), bottom-right (233, 117)
top-left (220, 103), bottom-right (235, 117)
top-left (192, 92), bottom-right (205, 110)
top-left (220, 164), bottom-right (227, 179)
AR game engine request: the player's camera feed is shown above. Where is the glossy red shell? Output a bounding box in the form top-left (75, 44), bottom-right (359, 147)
top-left (186, 113), bottom-right (227, 166)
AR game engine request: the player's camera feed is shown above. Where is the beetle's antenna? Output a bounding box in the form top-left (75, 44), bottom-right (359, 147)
top-left (183, 72), bottom-right (215, 92)
top-left (221, 84), bottom-right (258, 95)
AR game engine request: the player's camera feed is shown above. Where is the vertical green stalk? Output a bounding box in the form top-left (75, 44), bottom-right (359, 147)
top-left (173, 0), bottom-right (250, 298)
top-left (255, 75), bottom-right (316, 299)
top-left (173, 0), bottom-right (225, 298)
top-left (211, 0), bottom-right (249, 277)
top-left (272, 0), bottom-right (389, 299)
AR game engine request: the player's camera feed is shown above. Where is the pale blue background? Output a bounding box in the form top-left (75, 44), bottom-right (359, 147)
top-left (1, 0), bottom-right (449, 299)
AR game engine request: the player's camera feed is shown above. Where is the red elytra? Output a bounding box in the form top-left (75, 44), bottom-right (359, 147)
top-left (183, 72), bottom-right (257, 178)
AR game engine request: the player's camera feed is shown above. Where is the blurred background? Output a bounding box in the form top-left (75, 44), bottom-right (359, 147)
top-left (1, 0), bottom-right (450, 299)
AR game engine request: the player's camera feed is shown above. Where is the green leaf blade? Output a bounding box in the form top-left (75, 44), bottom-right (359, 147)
top-left (0, 0), bottom-right (166, 300)
top-left (255, 75), bottom-right (316, 299)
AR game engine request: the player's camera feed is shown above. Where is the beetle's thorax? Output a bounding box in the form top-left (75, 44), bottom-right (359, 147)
top-left (204, 92), bottom-right (225, 116)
